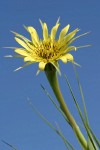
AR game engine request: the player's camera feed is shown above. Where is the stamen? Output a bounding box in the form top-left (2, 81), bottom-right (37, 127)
top-left (32, 38), bottom-right (65, 61)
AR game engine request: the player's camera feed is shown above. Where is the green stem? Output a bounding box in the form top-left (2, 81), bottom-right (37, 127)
top-left (45, 63), bottom-right (87, 150)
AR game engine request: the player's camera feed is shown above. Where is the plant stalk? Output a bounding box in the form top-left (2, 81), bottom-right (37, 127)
top-left (45, 63), bottom-right (87, 150)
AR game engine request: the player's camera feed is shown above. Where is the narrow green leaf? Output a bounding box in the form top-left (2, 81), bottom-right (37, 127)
top-left (11, 31), bottom-right (31, 42)
top-left (27, 98), bottom-right (75, 150)
top-left (86, 126), bottom-right (98, 150)
top-left (55, 123), bottom-right (75, 150)
top-left (64, 74), bottom-right (85, 124)
top-left (87, 137), bottom-right (96, 150)
top-left (14, 62), bottom-right (34, 71)
top-left (65, 72), bottom-right (99, 150)
top-left (67, 32), bottom-right (90, 46)
top-left (40, 84), bottom-right (70, 124)
top-left (72, 64), bottom-right (89, 124)
top-left (87, 126), bottom-right (100, 148)
top-left (27, 98), bottom-right (57, 131)
top-left (1, 140), bottom-right (18, 150)
top-left (72, 65), bottom-right (99, 149)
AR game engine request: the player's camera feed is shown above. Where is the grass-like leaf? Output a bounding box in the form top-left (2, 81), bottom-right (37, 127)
top-left (28, 98), bottom-right (75, 150)
top-left (73, 64), bottom-right (89, 124)
top-left (55, 122), bottom-right (75, 150)
top-left (40, 84), bottom-right (70, 124)
top-left (87, 137), bottom-right (96, 150)
top-left (73, 65), bottom-right (100, 149)
top-left (1, 140), bottom-right (18, 150)
top-left (64, 75), bottom-right (98, 150)
top-left (64, 74), bottom-right (85, 125)
top-left (87, 126), bottom-right (100, 148)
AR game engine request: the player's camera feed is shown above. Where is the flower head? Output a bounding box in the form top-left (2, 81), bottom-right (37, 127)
top-left (7, 19), bottom-right (89, 74)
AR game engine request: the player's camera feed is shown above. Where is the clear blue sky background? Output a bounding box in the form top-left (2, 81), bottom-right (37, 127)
top-left (0, 0), bottom-right (100, 150)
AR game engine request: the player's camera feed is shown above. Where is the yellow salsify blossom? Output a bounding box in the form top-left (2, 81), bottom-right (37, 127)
top-left (6, 19), bottom-right (89, 74)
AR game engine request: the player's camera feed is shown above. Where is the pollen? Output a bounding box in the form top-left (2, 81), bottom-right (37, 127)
top-left (34, 39), bottom-right (61, 61)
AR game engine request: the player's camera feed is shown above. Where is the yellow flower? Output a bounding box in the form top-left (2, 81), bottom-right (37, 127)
top-left (7, 19), bottom-right (89, 74)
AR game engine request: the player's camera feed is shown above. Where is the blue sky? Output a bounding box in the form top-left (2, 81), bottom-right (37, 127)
top-left (0, 0), bottom-right (100, 149)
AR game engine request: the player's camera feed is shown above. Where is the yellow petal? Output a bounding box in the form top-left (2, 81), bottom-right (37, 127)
top-left (60, 55), bottom-right (68, 63)
top-left (40, 19), bottom-right (48, 39)
top-left (64, 46), bottom-right (77, 53)
top-left (59, 24), bottom-right (70, 41)
top-left (64, 28), bottom-right (79, 43)
top-left (12, 31), bottom-right (35, 50)
top-left (50, 23), bottom-right (59, 40)
top-left (27, 27), bottom-right (39, 44)
top-left (66, 54), bottom-right (74, 62)
top-left (15, 37), bottom-right (30, 50)
top-left (43, 23), bottom-right (48, 40)
top-left (60, 54), bottom-right (74, 63)
top-left (15, 49), bottom-right (29, 56)
top-left (24, 56), bottom-right (36, 62)
top-left (39, 62), bottom-right (47, 71)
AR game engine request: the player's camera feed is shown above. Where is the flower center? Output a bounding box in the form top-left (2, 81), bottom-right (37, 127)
top-left (34, 39), bottom-right (64, 61)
